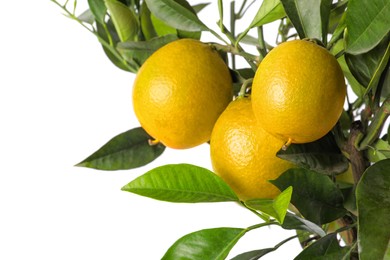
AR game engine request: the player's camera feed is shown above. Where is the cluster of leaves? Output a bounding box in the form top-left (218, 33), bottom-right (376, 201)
top-left (52, 0), bottom-right (390, 259)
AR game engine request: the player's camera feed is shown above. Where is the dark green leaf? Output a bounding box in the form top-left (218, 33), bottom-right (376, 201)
top-left (230, 248), bottom-right (275, 260)
top-left (76, 127), bottom-right (165, 170)
top-left (345, 0), bottom-right (390, 54)
top-left (328, 1), bottom-right (347, 35)
top-left (162, 228), bottom-right (246, 260)
top-left (105, 0), bottom-right (139, 42)
top-left (331, 40), bottom-right (365, 98)
top-left (271, 168), bottom-right (347, 225)
top-left (294, 233), bottom-right (350, 260)
top-left (117, 34), bottom-right (178, 66)
top-left (230, 235), bottom-right (298, 260)
top-left (280, 0), bottom-right (332, 43)
top-left (246, 187), bottom-right (292, 224)
top-left (140, 1), bottom-right (157, 40)
top-left (282, 213), bottom-right (326, 237)
top-left (345, 35), bottom-right (390, 94)
top-left (88, 0), bottom-right (107, 24)
top-left (237, 0), bottom-right (286, 44)
top-left (121, 164), bottom-right (239, 203)
top-left (96, 20), bottom-right (136, 71)
top-left (356, 159), bottom-right (390, 260)
top-left (277, 133), bottom-right (349, 175)
top-left (381, 64), bottom-right (390, 98)
top-left (144, 0), bottom-right (208, 32)
top-left (328, 9), bottom-right (346, 47)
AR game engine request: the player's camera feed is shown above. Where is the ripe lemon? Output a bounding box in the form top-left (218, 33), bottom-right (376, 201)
top-left (132, 39), bottom-right (233, 149)
top-left (252, 40), bottom-right (346, 145)
top-left (210, 97), bottom-right (295, 200)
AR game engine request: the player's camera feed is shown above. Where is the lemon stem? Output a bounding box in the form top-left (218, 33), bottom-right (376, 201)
top-left (238, 78), bottom-right (253, 98)
top-left (148, 139), bottom-right (160, 146)
top-left (282, 138), bottom-right (293, 150)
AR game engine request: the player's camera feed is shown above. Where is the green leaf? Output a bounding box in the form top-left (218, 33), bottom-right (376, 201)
top-left (140, 1), bottom-right (157, 40)
top-left (96, 20), bottom-right (136, 71)
top-left (356, 159), bottom-right (390, 260)
top-left (271, 168), bottom-right (347, 225)
top-left (192, 2), bottom-right (210, 13)
top-left (366, 138), bottom-right (390, 162)
top-left (230, 235), bottom-right (298, 260)
top-left (162, 227), bottom-right (246, 260)
top-left (332, 42), bottom-right (366, 98)
top-left (105, 0), bottom-right (139, 42)
top-left (121, 164), bottom-right (239, 203)
top-left (381, 64), bottom-right (390, 98)
top-left (345, 0), bottom-right (390, 54)
top-left (237, 0), bottom-right (286, 44)
top-left (117, 34), bottom-right (178, 66)
top-left (230, 248), bottom-right (275, 260)
top-left (282, 213), bottom-right (326, 237)
top-left (76, 127), bottom-right (165, 170)
top-left (345, 35), bottom-right (390, 94)
top-left (277, 133), bottom-right (349, 175)
top-left (78, 9), bottom-right (95, 24)
top-left (246, 186), bottom-right (292, 224)
top-left (294, 233), bottom-right (350, 260)
top-left (280, 0), bottom-right (332, 43)
top-left (88, 0), bottom-right (107, 24)
top-left (144, 0), bottom-right (208, 32)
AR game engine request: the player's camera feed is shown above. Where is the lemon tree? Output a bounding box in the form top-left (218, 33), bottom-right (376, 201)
top-left (53, 0), bottom-right (390, 259)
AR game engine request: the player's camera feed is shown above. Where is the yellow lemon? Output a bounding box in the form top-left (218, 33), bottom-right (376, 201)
top-left (210, 97), bottom-right (295, 200)
top-left (252, 40), bottom-right (346, 145)
top-left (132, 39), bottom-right (233, 149)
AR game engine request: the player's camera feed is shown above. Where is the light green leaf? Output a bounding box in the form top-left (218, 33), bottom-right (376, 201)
top-left (356, 159), bottom-right (390, 260)
top-left (367, 139), bottom-right (390, 162)
top-left (105, 0), bottom-right (139, 42)
top-left (345, 0), bottom-right (390, 54)
top-left (237, 0), bottom-right (285, 44)
top-left (144, 0), bottom-right (208, 32)
top-left (162, 228), bottom-right (246, 260)
top-left (122, 164), bottom-right (239, 203)
top-left (78, 9), bottom-right (95, 24)
top-left (76, 127), bottom-right (165, 170)
top-left (246, 186), bottom-right (292, 224)
top-left (280, 0), bottom-right (332, 43)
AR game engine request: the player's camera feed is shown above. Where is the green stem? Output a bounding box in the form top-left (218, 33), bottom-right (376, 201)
top-left (240, 201), bottom-right (270, 222)
top-left (230, 1), bottom-right (236, 69)
top-left (238, 78), bottom-right (253, 97)
top-left (246, 221), bottom-right (279, 231)
top-left (359, 97), bottom-right (390, 150)
top-left (218, 0), bottom-right (224, 31)
top-left (212, 43), bottom-right (258, 70)
top-left (257, 26), bottom-right (267, 59)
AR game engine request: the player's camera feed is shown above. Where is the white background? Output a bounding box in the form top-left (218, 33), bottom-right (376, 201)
top-left (0, 1), bottom-right (302, 259)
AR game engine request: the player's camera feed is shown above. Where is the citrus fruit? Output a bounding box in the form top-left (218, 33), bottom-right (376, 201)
top-left (132, 39), bottom-right (233, 149)
top-left (210, 97), bottom-right (295, 200)
top-left (251, 39), bottom-right (346, 146)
